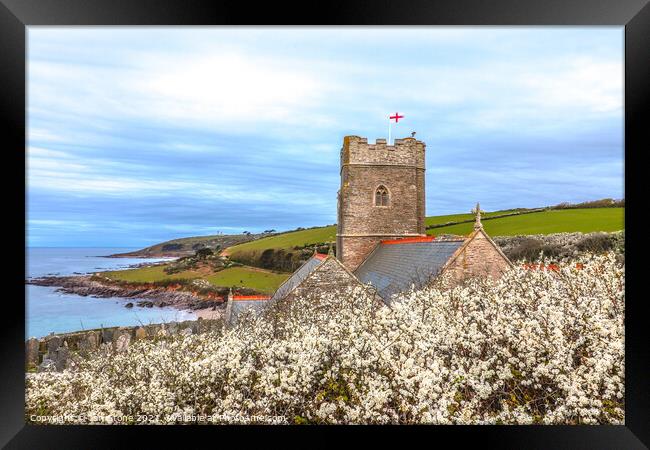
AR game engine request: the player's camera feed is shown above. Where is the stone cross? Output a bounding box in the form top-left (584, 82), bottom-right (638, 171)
top-left (224, 288), bottom-right (234, 327)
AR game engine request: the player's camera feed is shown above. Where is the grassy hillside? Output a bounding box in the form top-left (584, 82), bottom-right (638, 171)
top-left (104, 265), bottom-right (289, 293)
top-left (225, 208), bottom-right (527, 258)
top-left (101, 206), bottom-right (623, 295)
top-left (424, 209), bottom-right (523, 227)
top-left (203, 267), bottom-right (289, 293)
top-left (427, 208), bottom-right (624, 237)
top-left (223, 226), bottom-right (337, 255)
top-left (220, 209), bottom-right (523, 256)
top-left (109, 233), bottom-right (264, 258)
top-left (103, 265), bottom-right (198, 282)
top-left (225, 207), bottom-right (624, 266)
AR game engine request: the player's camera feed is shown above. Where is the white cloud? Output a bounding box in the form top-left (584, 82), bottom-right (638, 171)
top-left (523, 57), bottom-right (622, 114)
top-left (27, 146), bottom-right (71, 159)
top-left (140, 53), bottom-right (325, 125)
top-left (25, 28), bottom-right (624, 245)
top-left (28, 29), bottom-right (623, 142)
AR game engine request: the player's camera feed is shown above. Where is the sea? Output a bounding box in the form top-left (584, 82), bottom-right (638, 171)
top-left (26, 247), bottom-right (197, 339)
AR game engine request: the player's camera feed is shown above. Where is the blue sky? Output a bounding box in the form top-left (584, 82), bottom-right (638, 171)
top-left (27, 27), bottom-right (624, 247)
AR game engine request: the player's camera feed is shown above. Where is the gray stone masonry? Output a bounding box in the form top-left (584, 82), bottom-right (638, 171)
top-left (26, 318), bottom-right (222, 372)
top-left (337, 136), bottom-right (426, 271)
top-left (442, 230), bottom-right (512, 283)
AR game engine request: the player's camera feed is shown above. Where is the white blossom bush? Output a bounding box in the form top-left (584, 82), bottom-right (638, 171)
top-left (26, 252), bottom-right (624, 425)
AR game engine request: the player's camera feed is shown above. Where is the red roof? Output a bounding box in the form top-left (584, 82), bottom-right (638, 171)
top-left (314, 253), bottom-right (328, 260)
top-left (381, 236), bottom-right (436, 245)
top-left (232, 295), bottom-right (271, 301)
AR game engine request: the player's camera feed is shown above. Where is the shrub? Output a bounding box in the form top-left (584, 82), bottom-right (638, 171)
top-left (164, 257), bottom-right (198, 274)
top-left (576, 233), bottom-right (618, 253)
top-left (161, 243), bottom-right (184, 252)
top-left (196, 248), bottom-right (214, 259)
top-left (496, 231), bottom-right (624, 262)
top-left (504, 238), bottom-right (563, 262)
top-left (255, 248), bottom-right (303, 272)
top-left (27, 252), bottom-right (624, 425)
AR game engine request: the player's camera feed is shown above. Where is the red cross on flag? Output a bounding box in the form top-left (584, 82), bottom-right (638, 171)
top-left (387, 112), bottom-right (404, 145)
top-left (389, 112), bottom-right (404, 123)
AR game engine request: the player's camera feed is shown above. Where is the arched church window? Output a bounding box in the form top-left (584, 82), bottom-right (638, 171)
top-left (375, 185), bottom-right (389, 206)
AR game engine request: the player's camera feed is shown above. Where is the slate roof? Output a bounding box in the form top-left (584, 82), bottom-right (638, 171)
top-left (354, 238), bottom-right (464, 302)
top-left (270, 253), bottom-right (327, 302)
top-left (227, 296), bottom-right (271, 325)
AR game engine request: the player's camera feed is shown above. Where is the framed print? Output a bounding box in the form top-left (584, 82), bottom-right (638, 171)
top-left (1, 0), bottom-right (648, 447)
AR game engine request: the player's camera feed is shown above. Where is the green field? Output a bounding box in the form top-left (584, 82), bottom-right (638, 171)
top-left (226, 207), bottom-right (624, 261)
top-left (105, 206), bottom-right (623, 294)
top-left (424, 209), bottom-right (522, 227)
top-left (203, 267), bottom-right (289, 293)
top-left (104, 265), bottom-right (289, 293)
top-left (103, 265), bottom-right (200, 282)
top-left (227, 210), bottom-right (517, 255)
top-left (427, 208), bottom-right (624, 237)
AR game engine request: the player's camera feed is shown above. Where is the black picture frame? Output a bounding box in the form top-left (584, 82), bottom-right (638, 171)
top-left (2, 0), bottom-right (647, 447)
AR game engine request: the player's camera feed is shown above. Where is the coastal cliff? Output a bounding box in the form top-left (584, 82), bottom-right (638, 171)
top-left (108, 232), bottom-right (267, 258)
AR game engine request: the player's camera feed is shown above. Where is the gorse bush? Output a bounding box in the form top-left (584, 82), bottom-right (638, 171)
top-left (26, 253), bottom-right (624, 425)
top-left (496, 231), bottom-right (624, 262)
top-left (163, 250), bottom-right (229, 275)
top-left (575, 233), bottom-right (619, 253)
top-left (504, 238), bottom-right (562, 262)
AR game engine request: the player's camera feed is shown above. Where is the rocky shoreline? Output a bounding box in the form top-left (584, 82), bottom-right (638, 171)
top-left (27, 275), bottom-right (225, 312)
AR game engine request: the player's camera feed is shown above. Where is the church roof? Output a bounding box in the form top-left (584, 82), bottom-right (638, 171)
top-left (270, 253), bottom-right (328, 302)
top-left (226, 294), bottom-right (272, 325)
top-left (354, 238), bottom-right (464, 302)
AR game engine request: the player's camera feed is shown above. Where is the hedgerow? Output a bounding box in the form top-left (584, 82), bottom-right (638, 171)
top-left (27, 252), bottom-right (624, 425)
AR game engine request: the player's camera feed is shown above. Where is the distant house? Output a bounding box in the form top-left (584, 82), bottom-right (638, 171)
top-left (224, 135), bottom-right (512, 325)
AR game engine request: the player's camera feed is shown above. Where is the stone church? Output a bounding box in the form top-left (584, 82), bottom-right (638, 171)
top-left (225, 135), bottom-right (512, 323)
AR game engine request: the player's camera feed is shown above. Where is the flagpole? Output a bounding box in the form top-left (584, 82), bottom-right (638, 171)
top-left (388, 119), bottom-right (392, 145)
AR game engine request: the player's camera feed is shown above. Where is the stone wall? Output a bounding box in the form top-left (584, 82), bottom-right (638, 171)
top-left (337, 136), bottom-right (426, 271)
top-left (338, 236), bottom-right (390, 273)
top-left (442, 230), bottom-right (512, 283)
top-left (25, 318), bottom-right (222, 372)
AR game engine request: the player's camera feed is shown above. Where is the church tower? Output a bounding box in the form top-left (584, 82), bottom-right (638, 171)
top-left (336, 136), bottom-right (426, 270)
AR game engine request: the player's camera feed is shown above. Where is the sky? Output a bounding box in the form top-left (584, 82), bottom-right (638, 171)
top-left (27, 27), bottom-right (624, 247)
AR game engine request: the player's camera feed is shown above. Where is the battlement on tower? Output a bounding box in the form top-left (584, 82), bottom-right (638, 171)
top-left (341, 135), bottom-right (425, 170)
